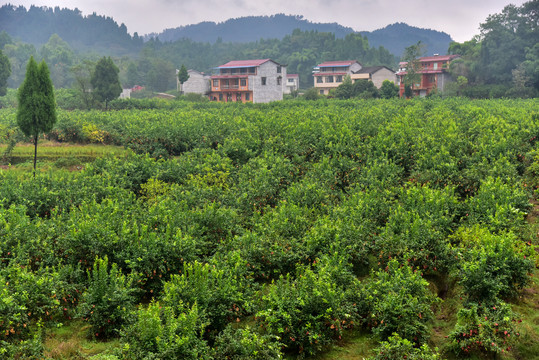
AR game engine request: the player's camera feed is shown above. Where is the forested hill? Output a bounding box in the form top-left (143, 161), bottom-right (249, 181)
top-left (146, 14), bottom-right (355, 43)
top-left (148, 15), bottom-right (454, 57)
top-left (0, 5), bottom-right (143, 54)
top-left (361, 23), bottom-right (453, 57)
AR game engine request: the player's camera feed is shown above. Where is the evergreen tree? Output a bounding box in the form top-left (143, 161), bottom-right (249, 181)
top-left (177, 64), bottom-right (189, 92)
top-left (91, 56), bottom-right (122, 109)
top-left (16, 57), bottom-right (56, 177)
top-left (0, 49), bottom-right (11, 97)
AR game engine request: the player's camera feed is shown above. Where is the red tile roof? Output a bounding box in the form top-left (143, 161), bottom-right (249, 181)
top-left (317, 60), bottom-right (359, 67)
top-left (218, 59), bottom-right (274, 68)
top-left (287, 74), bottom-right (299, 78)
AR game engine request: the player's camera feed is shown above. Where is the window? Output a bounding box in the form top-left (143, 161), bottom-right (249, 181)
top-left (245, 92), bottom-right (250, 101)
top-left (336, 75), bottom-right (343, 83)
top-left (236, 93), bottom-right (241, 102)
top-left (219, 93), bottom-right (223, 101)
top-left (320, 90), bottom-right (324, 95)
top-left (240, 68), bottom-right (247, 74)
top-left (240, 79), bottom-right (246, 87)
top-left (261, 77), bottom-right (267, 85)
top-left (327, 76), bottom-right (334, 83)
top-left (288, 78), bottom-right (295, 83)
top-left (277, 77), bottom-right (282, 85)
top-left (277, 66), bottom-right (281, 73)
top-left (317, 77), bottom-right (323, 83)
top-left (213, 79), bottom-right (219, 87)
top-left (433, 63), bottom-right (438, 70)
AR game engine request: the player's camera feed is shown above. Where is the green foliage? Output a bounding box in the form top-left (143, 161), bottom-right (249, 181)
top-left (213, 325), bottom-right (283, 359)
top-left (161, 259), bottom-right (247, 335)
top-left (256, 255), bottom-right (361, 356)
top-left (0, 49), bottom-right (10, 97)
top-left (16, 56), bottom-right (56, 175)
top-left (121, 301), bottom-right (211, 360)
top-left (78, 256), bottom-right (137, 339)
top-left (302, 87), bottom-right (320, 100)
top-left (91, 57), bottom-right (122, 109)
top-left (369, 333), bottom-right (440, 360)
top-left (452, 226), bottom-right (534, 301)
top-left (379, 80), bottom-right (399, 99)
top-left (16, 57), bottom-right (57, 137)
top-left (178, 64), bottom-right (189, 87)
top-left (448, 300), bottom-right (520, 357)
top-left (362, 259), bottom-right (436, 344)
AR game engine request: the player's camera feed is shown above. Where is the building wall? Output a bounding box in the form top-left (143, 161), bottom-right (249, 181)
top-left (183, 71), bottom-right (210, 94)
top-left (370, 68), bottom-right (397, 88)
top-left (349, 62), bottom-right (362, 73)
top-left (252, 61), bottom-right (285, 103)
top-left (284, 77), bottom-right (299, 94)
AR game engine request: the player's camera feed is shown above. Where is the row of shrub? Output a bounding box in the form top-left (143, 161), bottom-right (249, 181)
top-left (0, 98), bottom-right (537, 359)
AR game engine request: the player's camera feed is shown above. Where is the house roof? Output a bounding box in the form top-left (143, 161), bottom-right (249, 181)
top-left (355, 66), bottom-right (394, 74)
top-left (217, 59), bottom-right (281, 68)
top-left (287, 74), bottom-right (299, 78)
top-left (400, 55), bottom-right (460, 67)
top-left (317, 60), bottom-right (360, 68)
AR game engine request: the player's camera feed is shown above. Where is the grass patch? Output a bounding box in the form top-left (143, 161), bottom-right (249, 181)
top-left (44, 320), bottom-right (121, 359)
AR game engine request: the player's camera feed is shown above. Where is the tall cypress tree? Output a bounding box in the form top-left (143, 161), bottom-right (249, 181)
top-left (91, 56), bottom-right (122, 109)
top-left (16, 57), bottom-right (57, 177)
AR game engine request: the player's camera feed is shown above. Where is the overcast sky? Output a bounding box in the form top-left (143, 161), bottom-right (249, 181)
top-left (7, 0), bottom-right (527, 42)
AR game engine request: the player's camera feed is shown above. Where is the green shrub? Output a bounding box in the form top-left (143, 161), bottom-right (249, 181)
top-left (369, 333), bottom-right (440, 360)
top-left (213, 325), bottom-right (283, 359)
top-left (256, 255), bottom-right (361, 356)
top-left (161, 260), bottom-right (246, 336)
top-left (78, 256), bottom-right (137, 339)
top-left (453, 227), bottom-right (533, 301)
top-left (121, 301), bottom-right (211, 360)
top-left (362, 259), bottom-right (436, 344)
top-left (448, 300), bottom-right (520, 357)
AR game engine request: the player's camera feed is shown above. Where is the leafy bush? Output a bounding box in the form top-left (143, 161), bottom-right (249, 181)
top-left (465, 176), bottom-right (530, 233)
top-left (213, 325), bottom-right (283, 359)
top-left (121, 301), bottom-right (211, 360)
top-left (161, 259), bottom-right (246, 336)
top-left (362, 259), bottom-right (436, 344)
top-left (78, 256), bottom-right (137, 339)
top-left (452, 226), bottom-right (534, 301)
top-left (256, 255), bottom-right (361, 356)
top-left (448, 300), bottom-right (520, 357)
top-left (369, 333), bottom-right (440, 360)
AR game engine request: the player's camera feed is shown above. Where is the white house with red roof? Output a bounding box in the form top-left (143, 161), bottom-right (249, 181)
top-left (209, 59), bottom-right (286, 103)
top-left (396, 54), bottom-right (460, 97)
top-left (313, 60), bottom-right (362, 95)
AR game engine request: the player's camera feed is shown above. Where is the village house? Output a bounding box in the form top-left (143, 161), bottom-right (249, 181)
top-left (396, 54), bottom-right (460, 97)
top-left (351, 66), bottom-right (396, 88)
top-left (313, 60), bottom-right (362, 95)
top-left (209, 59), bottom-right (287, 103)
top-left (178, 69), bottom-right (211, 95)
top-left (285, 74), bottom-right (299, 94)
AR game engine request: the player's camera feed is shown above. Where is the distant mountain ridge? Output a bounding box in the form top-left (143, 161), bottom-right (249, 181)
top-left (361, 23), bottom-right (454, 58)
top-left (148, 15), bottom-right (453, 57)
top-left (145, 14), bottom-right (355, 43)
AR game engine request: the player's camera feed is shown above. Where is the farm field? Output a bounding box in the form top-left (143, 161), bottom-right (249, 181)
top-left (0, 98), bottom-right (538, 359)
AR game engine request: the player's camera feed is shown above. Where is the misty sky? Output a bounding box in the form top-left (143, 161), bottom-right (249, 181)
top-left (7, 0), bottom-right (527, 42)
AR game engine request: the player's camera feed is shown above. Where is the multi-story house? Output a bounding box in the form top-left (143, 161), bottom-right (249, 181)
top-left (285, 74), bottom-right (299, 94)
top-left (209, 59), bottom-right (286, 103)
top-left (313, 60), bottom-right (362, 95)
top-left (396, 54), bottom-right (460, 97)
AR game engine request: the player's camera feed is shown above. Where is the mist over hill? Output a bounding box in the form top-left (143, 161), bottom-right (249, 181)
top-left (146, 14), bottom-right (355, 43)
top-left (361, 23), bottom-right (454, 57)
top-left (148, 15), bottom-right (454, 57)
